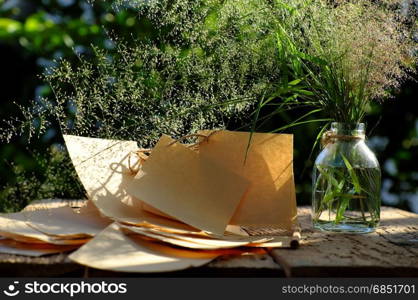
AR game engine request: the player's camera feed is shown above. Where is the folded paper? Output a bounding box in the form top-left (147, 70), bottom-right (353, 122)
top-left (1, 129), bottom-right (299, 267)
top-left (0, 238), bottom-right (78, 257)
top-left (120, 223), bottom-right (299, 249)
top-left (69, 223), bottom-right (218, 272)
top-left (60, 131), bottom-right (299, 272)
top-left (125, 134), bottom-right (250, 235)
top-left (120, 224), bottom-right (254, 250)
top-left (0, 214), bottom-right (89, 245)
top-left (64, 133), bottom-right (297, 234)
top-left (198, 130), bottom-right (297, 230)
top-left (64, 135), bottom-right (214, 234)
top-left (64, 135), bottom-right (187, 230)
top-left (63, 135), bottom-right (146, 222)
top-left (22, 205), bottom-right (111, 238)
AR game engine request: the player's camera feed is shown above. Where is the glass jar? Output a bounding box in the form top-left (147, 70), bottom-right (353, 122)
top-left (312, 122), bottom-right (381, 233)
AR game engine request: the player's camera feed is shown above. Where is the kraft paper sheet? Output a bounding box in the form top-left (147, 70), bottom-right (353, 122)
top-left (125, 134), bottom-right (250, 235)
top-left (119, 224), bottom-right (254, 250)
top-left (69, 223), bottom-right (218, 272)
top-left (64, 135), bottom-right (199, 234)
top-left (0, 238), bottom-right (78, 256)
top-left (21, 206), bottom-right (111, 239)
top-left (63, 135), bottom-right (145, 222)
top-left (120, 223), bottom-right (299, 249)
top-left (0, 214), bottom-right (89, 245)
top-left (199, 130), bottom-right (297, 229)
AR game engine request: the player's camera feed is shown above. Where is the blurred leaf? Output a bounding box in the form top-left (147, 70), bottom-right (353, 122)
top-left (0, 18), bottom-right (22, 38)
top-left (24, 15), bottom-right (46, 33)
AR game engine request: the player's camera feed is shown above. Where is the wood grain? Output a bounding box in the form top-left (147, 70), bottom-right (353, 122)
top-left (270, 207), bottom-right (418, 277)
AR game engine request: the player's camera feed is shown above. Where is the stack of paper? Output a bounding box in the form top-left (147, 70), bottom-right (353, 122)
top-left (62, 133), bottom-right (299, 273)
top-left (0, 202), bottom-right (111, 257)
top-left (0, 132), bottom-right (299, 273)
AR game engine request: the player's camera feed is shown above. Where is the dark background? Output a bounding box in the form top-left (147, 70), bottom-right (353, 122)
top-left (0, 0), bottom-right (417, 212)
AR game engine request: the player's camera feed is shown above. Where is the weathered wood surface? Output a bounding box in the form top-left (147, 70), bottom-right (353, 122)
top-left (270, 207), bottom-right (418, 277)
top-left (1, 204), bottom-right (417, 277)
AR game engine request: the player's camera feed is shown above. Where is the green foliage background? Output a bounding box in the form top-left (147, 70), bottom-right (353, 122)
top-left (0, 0), bottom-right (417, 213)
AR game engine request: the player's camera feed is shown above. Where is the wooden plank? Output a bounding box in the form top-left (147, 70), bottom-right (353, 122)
top-left (269, 206), bottom-right (418, 277)
top-left (205, 253), bottom-right (283, 277)
top-left (377, 207), bottom-right (418, 253)
top-left (0, 252), bottom-right (281, 277)
top-left (0, 253), bottom-right (79, 277)
top-left (82, 254), bottom-right (283, 277)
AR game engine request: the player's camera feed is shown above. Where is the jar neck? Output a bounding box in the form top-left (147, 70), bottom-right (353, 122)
top-left (330, 122), bottom-right (366, 140)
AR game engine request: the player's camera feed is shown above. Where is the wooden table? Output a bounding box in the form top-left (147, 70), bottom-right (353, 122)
top-left (1, 206), bottom-right (417, 277)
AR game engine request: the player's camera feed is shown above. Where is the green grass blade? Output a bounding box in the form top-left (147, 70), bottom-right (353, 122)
top-left (341, 154), bottom-right (361, 194)
top-left (335, 194), bottom-right (350, 223)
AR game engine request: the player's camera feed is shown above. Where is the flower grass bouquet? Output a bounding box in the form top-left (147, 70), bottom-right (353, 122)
top-left (266, 0), bottom-right (416, 232)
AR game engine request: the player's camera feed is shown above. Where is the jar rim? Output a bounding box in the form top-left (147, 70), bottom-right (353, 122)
top-left (330, 122), bottom-right (365, 138)
top-left (331, 122), bottom-right (365, 129)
